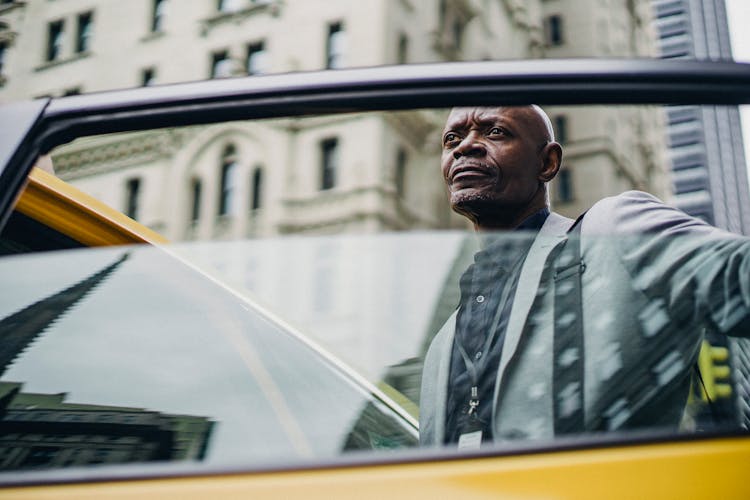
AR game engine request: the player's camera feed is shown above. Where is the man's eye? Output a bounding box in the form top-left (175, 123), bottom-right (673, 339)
top-left (488, 127), bottom-right (505, 136)
top-left (443, 133), bottom-right (460, 146)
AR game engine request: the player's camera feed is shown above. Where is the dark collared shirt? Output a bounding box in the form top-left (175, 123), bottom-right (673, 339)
top-left (444, 208), bottom-right (549, 445)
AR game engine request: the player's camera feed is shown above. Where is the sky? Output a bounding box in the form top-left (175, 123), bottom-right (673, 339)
top-left (726, 0), bottom-right (750, 61)
top-left (725, 0), bottom-right (750, 179)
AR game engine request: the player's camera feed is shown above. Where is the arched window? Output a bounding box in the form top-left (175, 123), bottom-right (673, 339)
top-left (125, 178), bottom-right (141, 220)
top-left (395, 148), bottom-right (407, 198)
top-left (218, 145), bottom-right (239, 216)
top-left (251, 167), bottom-right (263, 210)
top-left (190, 178), bottom-right (202, 222)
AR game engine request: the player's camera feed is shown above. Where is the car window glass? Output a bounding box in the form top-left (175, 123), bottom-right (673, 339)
top-left (0, 245), bottom-right (418, 471)
top-left (0, 105), bottom-right (749, 477)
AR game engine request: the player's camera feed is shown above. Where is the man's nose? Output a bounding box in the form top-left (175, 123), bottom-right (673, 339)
top-left (452, 133), bottom-right (486, 159)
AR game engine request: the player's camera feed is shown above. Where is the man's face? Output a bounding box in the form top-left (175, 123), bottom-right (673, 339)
top-left (441, 107), bottom-right (549, 221)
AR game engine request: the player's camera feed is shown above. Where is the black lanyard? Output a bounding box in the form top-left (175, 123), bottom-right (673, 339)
top-left (455, 268), bottom-right (516, 416)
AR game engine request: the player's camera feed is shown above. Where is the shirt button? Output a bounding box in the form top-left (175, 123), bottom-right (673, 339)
top-left (476, 295), bottom-right (485, 303)
top-left (475, 351), bottom-right (482, 360)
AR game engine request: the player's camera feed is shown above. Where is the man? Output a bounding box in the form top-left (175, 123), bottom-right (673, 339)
top-left (419, 105), bottom-right (750, 448)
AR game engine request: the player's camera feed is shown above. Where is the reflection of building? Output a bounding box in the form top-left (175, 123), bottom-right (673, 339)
top-left (650, 0), bottom-right (750, 234)
top-left (0, 253), bottom-right (215, 471)
top-left (0, 253), bottom-right (128, 377)
top-left (0, 382), bottom-right (214, 470)
top-left (0, 1), bottom-right (671, 240)
top-left (650, 0), bottom-right (750, 427)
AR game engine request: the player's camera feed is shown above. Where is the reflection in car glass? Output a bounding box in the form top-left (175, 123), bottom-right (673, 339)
top-left (0, 245), bottom-right (418, 471)
top-left (1, 104), bottom-right (749, 476)
top-left (2, 226), bottom-right (747, 472)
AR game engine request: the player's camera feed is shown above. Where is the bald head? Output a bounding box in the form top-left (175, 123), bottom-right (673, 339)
top-left (530, 104), bottom-right (555, 143)
top-left (440, 105), bottom-right (563, 230)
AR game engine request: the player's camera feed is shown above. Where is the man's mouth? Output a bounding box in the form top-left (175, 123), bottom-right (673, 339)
top-left (450, 163), bottom-right (492, 183)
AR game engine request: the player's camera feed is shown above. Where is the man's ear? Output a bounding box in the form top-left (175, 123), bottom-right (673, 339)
top-left (539, 142), bottom-right (562, 182)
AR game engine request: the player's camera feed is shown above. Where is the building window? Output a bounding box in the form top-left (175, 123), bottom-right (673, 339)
top-left (397, 32), bottom-right (408, 64)
top-left (190, 178), bottom-right (202, 222)
top-left (218, 145), bottom-right (239, 215)
top-left (326, 22), bottom-right (345, 69)
top-left (395, 148), bottom-right (407, 198)
top-left (661, 37), bottom-right (691, 59)
top-left (439, 0), bottom-right (447, 29)
top-left (669, 127), bottom-right (702, 148)
top-left (451, 18), bottom-right (464, 51)
top-left (218, 0), bottom-right (244, 13)
top-left (76, 12), bottom-right (93, 53)
top-left (251, 167), bottom-right (263, 210)
top-left (246, 41), bottom-right (267, 75)
top-left (211, 50), bottom-right (233, 78)
top-left (544, 14), bottom-right (564, 46)
top-left (141, 67), bottom-right (155, 86)
top-left (20, 446), bottom-right (59, 468)
top-left (0, 41), bottom-right (7, 75)
top-left (655, 0), bottom-right (684, 18)
top-left (553, 115), bottom-right (568, 144)
top-left (556, 168), bottom-right (574, 203)
top-left (125, 178), bottom-right (141, 219)
top-left (46, 20), bottom-right (64, 62)
top-left (151, 0), bottom-right (165, 32)
top-left (320, 138), bottom-right (338, 190)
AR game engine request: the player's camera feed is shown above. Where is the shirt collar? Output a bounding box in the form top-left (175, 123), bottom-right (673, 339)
top-left (516, 207), bottom-right (550, 232)
top-left (473, 208), bottom-right (549, 267)
top-left (477, 207), bottom-right (550, 250)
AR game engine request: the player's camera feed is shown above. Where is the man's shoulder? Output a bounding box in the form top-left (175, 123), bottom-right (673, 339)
top-left (570, 190), bottom-right (711, 235)
top-left (590, 190), bottom-right (664, 214)
top-left (549, 190), bottom-right (660, 221)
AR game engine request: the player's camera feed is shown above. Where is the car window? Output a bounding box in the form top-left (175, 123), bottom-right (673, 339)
top-left (0, 244), bottom-right (417, 471)
top-left (0, 105), bottom-right (749, 477)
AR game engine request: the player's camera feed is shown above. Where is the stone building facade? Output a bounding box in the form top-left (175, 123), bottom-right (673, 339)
top-left (0, 0), bottom-right (670, 240)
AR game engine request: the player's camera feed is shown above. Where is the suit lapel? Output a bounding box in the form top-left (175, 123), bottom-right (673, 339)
top-left (493, 213), bottom-right (574, 401)
top-left (431, 310), bottom-right (457, 443)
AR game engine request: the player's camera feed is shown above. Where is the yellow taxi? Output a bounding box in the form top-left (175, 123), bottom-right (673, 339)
top-left (0, 58), bottom-right (749, 499)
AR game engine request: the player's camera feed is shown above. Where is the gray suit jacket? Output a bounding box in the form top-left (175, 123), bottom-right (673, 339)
top-left (420, 191), bottom-right (750, 445)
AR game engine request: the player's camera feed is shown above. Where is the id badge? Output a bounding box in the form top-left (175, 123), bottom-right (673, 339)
top-left (457, 414), bottom-right (484, 450)
top-left (457, 430), bottom-right (482, 449)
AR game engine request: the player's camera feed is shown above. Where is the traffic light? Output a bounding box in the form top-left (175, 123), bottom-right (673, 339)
top-left (697, 340), bottom-right (732, 401)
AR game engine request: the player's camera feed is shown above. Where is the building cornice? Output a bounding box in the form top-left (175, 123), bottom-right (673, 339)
top-left (0, 1), bottom-right (25, 16)
top-left (500, 0), bottom-right (544, 57)
top-left (384, 110), bottom-right (441, 151)
top-left (200, 1), bottom-right (282, 37)
top-left (54, 129), bottom-right (194, 180)
top-left (281, 184), bottom-right (440, 232)
top-left (34, 51), bottom-right (92, 73)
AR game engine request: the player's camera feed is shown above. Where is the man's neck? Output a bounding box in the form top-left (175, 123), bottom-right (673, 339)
top-left (474, 203), bottom-right (550, 232)
top-left (477, 207), bottom-right (549, 250)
